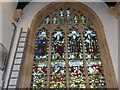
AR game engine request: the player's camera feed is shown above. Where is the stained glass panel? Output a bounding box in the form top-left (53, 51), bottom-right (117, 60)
top-left (69, 60), bottom-right (86, 88)
top-left (53, 16), bottom-right (57, 25)
top-left (81, 15), bottom-right (86, 25)
top-left (31, 28), bottom-right (49, 88)
top-left (83, 27), bottom-right (106, 88)
top-left (35, 28), bottom-right (49, 59)
top-left (74, 14), bottom-right (79, 25)
top-left (68, 28), bottom-right (86, 88)
top-left (51, 28), bottom-right (65, 60)
top-left (68, 29), bottom-right (83, 59)
top-left (45, 16), bottom-right (50, 25)
top-left (50, 61), bottom-right (66, 88)
top-left (66, 8), bottom-right (71, 20)
top-left (32, 62), bottom-right (47, 88)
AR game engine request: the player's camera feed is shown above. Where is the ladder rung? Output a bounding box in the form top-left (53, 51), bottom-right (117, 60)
top-left (8, 85), bottom-right (16, 88)
top-left (16, 51), bottom-right (23, 53)
top-left (14, 63), bottom-right (21, 65)
top-left (18, 46), bottom-right (24, 48)
top-left (10, 77), bottom-right (18, 79)
top-left (22, 31), bottom-right (27, 33)
top-left (19, 41), bottom-right (25, 43)
top-left (15, 57), bottom-right (22, 59)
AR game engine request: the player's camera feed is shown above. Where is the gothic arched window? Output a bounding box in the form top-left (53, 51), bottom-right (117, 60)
top-left (20, 2), bottom-right (118, 89)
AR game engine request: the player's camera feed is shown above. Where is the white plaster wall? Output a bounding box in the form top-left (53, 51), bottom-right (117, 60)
top-left (84, 1), bottom-right (118, 82)
top-left (2, 2), bottom-right (17, 51)
top-left (0, 2), bottom-right (17, 89)
top-left (4, 1), bottom-right (118, 88)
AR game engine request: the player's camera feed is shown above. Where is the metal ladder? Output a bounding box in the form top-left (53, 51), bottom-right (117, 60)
top-left (7, 28), bottom-right (29, 89)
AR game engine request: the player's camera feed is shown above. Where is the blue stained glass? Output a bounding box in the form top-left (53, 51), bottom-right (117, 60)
top-left (31, 28), bottom-right (49, 88)
top-left (35, 28), bottom-right (49, 59)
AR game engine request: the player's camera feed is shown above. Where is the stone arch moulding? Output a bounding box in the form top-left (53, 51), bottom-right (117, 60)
top-left (19, 2), bottom-right (118, 89)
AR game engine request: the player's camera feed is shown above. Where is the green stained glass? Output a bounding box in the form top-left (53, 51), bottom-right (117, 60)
top-left (53, 16), bottom-right (57, 25)
top-left (45, 16), bottom-right (50, 25)
top-left (60, 8), bottom-right (64, 18)
top-left (66, 8), bottom-right (71, 19)
top-left (74, 14), bottom-right (79, 25)
top-left (59, 9), bottom-right (65, 27)
top-left (83, 27), bottom-right (106, 88)
top-left (81, 15), bottom-right (86, 25)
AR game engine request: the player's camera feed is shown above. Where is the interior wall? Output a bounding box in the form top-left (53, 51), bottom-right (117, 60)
top-left (2, 2), bottom-right (18, 51)
top-left (0, 2), bottom-right (18, 89)
top-left (3, 1), bottom-right (118, 88)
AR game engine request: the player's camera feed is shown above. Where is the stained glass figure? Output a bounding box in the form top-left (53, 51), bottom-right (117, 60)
top-left (32, 62), bottom-right (47, 88)
top-left (50, 61), bottom-right (66, 88)
top-left (83, 27), bottom-right (106, 88)
top-left (68, 29), bottom-right (83, 59)
top-left (35, 28), bottom-right (49, 59)
top-left (51, 28), bottom-right (65, 60)
top-left (53, 16), bottom-right (57, 25)
top-left (81, 15), bottom-right (86, 25)
top-left (69, 60), bottom-right (86, 88)
top-left (31, 28), bottom-right (49, 88)
top-left (74, 14), bottom-right (79, 25)
top-left (45, 16), bottom-right (50, 25)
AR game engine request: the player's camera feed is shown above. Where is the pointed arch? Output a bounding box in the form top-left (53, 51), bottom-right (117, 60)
top-left (19, 2), bottom-right (118, 89)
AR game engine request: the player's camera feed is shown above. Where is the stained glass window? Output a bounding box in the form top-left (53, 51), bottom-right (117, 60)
top-left (50, 60), bottom-right (66, 88)
top-left (83, 27), bottom-right (106, 88)
top-left (31, 6), bottom-right (107, 89)
top-left (45, 16), bottom-right (50, 25)
top-left (53, 16), bottom-right (57, 25)
top-left (31, 28), bottom-right (49, 88)
top-left (81, 15), bottom-right (86, 25)
top-left (51, 28), bottom-right (65, 59)
top-left (68, 28), bottom-right (86, 88)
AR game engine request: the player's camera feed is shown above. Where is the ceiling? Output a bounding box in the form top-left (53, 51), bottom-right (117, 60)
top-left (16, 2), bottom-right (117, 10)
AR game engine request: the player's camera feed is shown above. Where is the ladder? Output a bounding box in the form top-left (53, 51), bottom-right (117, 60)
top-left (7, 28), bottom-right (29, 89)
